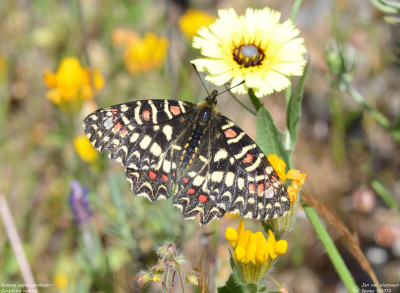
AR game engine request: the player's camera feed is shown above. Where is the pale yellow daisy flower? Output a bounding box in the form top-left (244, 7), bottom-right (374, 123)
top-left (192, 7), bottom-right (307, 97)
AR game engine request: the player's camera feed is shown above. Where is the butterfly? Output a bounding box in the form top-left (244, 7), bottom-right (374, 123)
top-left (83, 90), bottom-right (290, 224)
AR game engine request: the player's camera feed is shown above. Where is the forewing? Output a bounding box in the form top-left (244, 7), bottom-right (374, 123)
top-left (83, 99), bottom-right (197, 200)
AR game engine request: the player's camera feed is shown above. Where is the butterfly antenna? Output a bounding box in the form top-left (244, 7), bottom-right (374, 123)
top-left (216, 80), bottom-right (245, 97)
top-left (192, 64), bottom-right (211, 97)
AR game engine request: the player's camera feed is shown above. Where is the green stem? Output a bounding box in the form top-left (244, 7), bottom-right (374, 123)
top-left (248, 88), bottom-right (263, 112)
top-left (290, 0), bottom-right (303, 21)
top-left (302, 204), bottom-right (359, 293)
top-left (344, 81), bottom-right (400, 142)
top-left (227, 89), bottom-right (256, 116)
top-left (176, 266), bottom-right (185, 293)
top-left (369, 0), bottom-right (399, 13)
top-left (284, 86), bottom-right (293, 154)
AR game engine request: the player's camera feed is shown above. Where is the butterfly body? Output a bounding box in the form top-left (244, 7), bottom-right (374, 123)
top-left (83, 92), bottom-right (290, 224)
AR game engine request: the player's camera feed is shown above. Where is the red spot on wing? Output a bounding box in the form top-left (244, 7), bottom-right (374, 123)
top-left (120, 129), bottom-right (128, 137)
top-left (172, 172), bottom-right (176, 177)
top-left (182, 177), bottom-right (188, 183)
top-left (224, 129), bottom-right (237, 138)
top-left (111, 109), bottom-right (118, 114)
top-left (149, 171), bottom-right (157, 179)
top-left (199, 195), bottom-right (207, 203)
top-left (113, 117), bottom-right (118, 122)
top-left (249, 184), bottom-right (255, 193)
top-left (162, 174), bottom-right (168, 182)
top-left (271, 176), bottom-right (278, 183)
top-left (265, 181), bottom-right (270, 188)
top-left (170, 106), bottom-right (181, 115)
top-left (141, 109), bottom-right (151, 121)
top-left (242, 153), bottom-right (254, 164)
top-left (114, 123), bottom-right (122, 132)
top-left (258, 183), bottom-right (264, 194)
top-left (188, 188), bottom-right (195, 194)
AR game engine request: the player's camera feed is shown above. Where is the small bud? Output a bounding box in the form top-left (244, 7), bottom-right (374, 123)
top-left (185, 273), bottom-right (199, 286)
top-left (156, 243), bottom-right (176, 259)
top-left (135, 271), bottom-right (151, 288)
top-left (325, 42), bottom-right (357, 91)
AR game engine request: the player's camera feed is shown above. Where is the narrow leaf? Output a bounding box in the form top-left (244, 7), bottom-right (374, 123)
top-left (371, 180), bottom-right (398, 210)
top-left (256, 107), bottom-right (289, 163)
top-left (286, 61), bottom-right (309, 151)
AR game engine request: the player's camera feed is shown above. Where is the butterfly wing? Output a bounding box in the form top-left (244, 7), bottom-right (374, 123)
top-left (83, 100), bottom-right (197, 201)
top-left (173, 114), bottom-right (290, 224)
top-left (212, 114), bottom-right (290, 220)
top-left (172, 121), bottom-right (226, 224)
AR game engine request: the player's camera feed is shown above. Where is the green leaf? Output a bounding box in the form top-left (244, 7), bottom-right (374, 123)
top-left (218, 274), bottom-right (245, 293)
top-left (256, 107), bottom-right (289, 164)
top-left (245, 283), bottom-right (258, 293)
top-left (371, 180), bottom-right (398, 210)
top-left (286, 61), bottom-right (309, 151)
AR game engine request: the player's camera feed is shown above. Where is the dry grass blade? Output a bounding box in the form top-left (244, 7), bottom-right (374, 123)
top-left (302, 191), bottom-right (381, 290)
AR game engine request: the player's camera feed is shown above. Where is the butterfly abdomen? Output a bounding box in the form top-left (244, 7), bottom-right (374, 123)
top-left (179, 108), bottom-right (212, 169)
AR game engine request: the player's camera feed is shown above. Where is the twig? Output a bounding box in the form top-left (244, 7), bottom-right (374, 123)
top-left (302, 191), bottom-right (381, 290)
top-left (0, 194), bottom-right (36, 288)
top-left (226, 88), bottom-right (256, 116)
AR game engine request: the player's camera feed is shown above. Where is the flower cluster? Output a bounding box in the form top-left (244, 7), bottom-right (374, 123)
top-left (135, 243), bottom-right (198, 290)
top-left (225, 220), bottom-right (287, 284)
top-left (44, 57), bottom-right (104, 106)
top-left (192, 7), bottom-right (306, 97)
top-left (69, 180), bottom-right (93, 226)
top-left (112, 29), bottom-right (169, 74)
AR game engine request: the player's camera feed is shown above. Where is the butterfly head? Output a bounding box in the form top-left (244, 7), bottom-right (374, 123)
top-left (206, 90), bottom-right (218, 105)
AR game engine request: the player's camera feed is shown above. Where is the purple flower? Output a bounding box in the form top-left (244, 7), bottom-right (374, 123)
top-left (69, 180), bottom-right (93, 226)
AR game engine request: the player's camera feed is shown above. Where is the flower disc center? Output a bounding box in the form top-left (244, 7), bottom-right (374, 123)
top-left (233, 44), bottom-right (264, 67)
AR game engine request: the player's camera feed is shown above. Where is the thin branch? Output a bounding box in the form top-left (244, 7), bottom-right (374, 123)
top-left (226, 88), bottom-right (256, 116)
top-left (0, 194), bottom-right (36, 286)
top-left (302, 191), bottom-right (381, 290)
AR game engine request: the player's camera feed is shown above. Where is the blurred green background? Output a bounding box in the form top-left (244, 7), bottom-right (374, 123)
top-left (0, 0), bottom-right (399, 292)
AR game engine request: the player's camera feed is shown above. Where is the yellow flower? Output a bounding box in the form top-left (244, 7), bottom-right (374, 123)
top-left (178, 9), bottom-right (216, 39)
top-left (73, 135), bottom-right (98, 163)
top-left (287, 169), bottom-right (307, 190)
top-left (264, 155), bottom-right (306, 238)
top-left (287, 185), bottom-right (297, 204)
top-left (123, 32), bottom-right (169, 74)
top-left (267, 154), bottom-right (306, 204)
top-left (192, 7), bottom-right (307, 97)
top-left (44, 57), bottom-right (104, 105)
top-left (266, 229), bottom-right (288, 259)
top-left (54, 272), bottom-right (68, 290)
top-left (267, 154), bottom-right (287, 182)
top-left (225, 220), bottom-right (288, 283)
